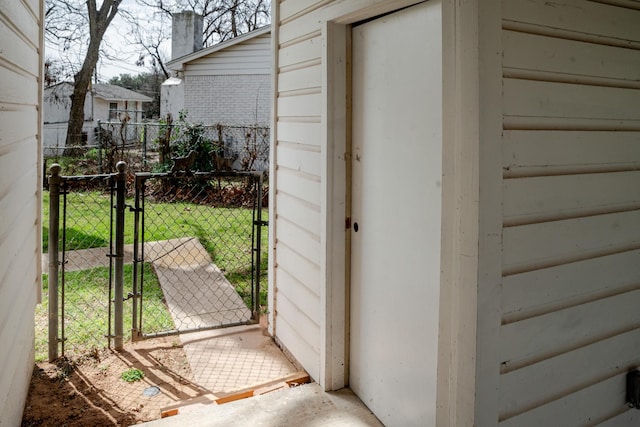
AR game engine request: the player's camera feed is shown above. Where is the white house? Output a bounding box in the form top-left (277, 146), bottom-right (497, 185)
top-left (268, 0), bottom-right (640, 426)
top-left (161, 16), bottom-right (270, 126)
top-left (43, 82), bottom-right (152, 155)
top-left (0, 0), bottom-right (43, 424)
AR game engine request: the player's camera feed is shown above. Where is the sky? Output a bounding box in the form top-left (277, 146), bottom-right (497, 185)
top-left (45, 2), bottom-right (172, 82)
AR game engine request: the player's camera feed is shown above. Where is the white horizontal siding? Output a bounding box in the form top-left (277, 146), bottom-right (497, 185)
top-left (502, 130), bottom-right (640, 177)
top-left (502, 250), bottom-right (640, 323)
top-left (503, 171), bottom-right (640, 225)
top-left (0, 0), bottom-right (41, 424)
top-left (184, 34), bottom-right (270, 76)
top-left (498, 0), bottom-right (640, 424)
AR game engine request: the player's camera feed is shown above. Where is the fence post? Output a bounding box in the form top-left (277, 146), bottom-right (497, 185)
top-left (114, 161), bottom-right (127, 350)
top-left (254, 173), bottom-right (263, 321)
top-left (97, 120), bottom-right (103, 173)
top-left (143, 123), bottom-right (148, 166)
top-left (48, 164), bottom-right (62, 361)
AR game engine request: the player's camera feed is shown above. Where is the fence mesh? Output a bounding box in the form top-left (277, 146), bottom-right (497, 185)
top-left (37, 176), bottom-right (116, 361)
top-left (134, 173), bottom-right (267, 336)
top-left (43, 121), bottom-right (270, 175)
top-left (38, 167), bottom-right (267, 362)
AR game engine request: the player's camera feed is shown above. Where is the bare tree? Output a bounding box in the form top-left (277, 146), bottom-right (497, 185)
top-left (46, 0), bottom-right (123, 148)
top-left (137, 0), bottom-right (270, 48)
top-left (128, 12), bottom-right (171, 79)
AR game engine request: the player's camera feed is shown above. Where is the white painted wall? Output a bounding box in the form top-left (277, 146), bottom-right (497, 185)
top-left (490, 1), bottom-right (640, 425)
top-left (273, 0), bottom-right (640, 425)
top-left (0, 0), bottom-right (43, 424)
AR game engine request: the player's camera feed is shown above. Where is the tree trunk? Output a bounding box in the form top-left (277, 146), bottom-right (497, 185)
top-left (65, 0), bottom-right (121, 154)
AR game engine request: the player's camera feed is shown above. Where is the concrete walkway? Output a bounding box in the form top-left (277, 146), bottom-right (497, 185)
top-left (140, 383), bottom-right (383, 427)
top-left (145, 237), bottom-right (252, 329)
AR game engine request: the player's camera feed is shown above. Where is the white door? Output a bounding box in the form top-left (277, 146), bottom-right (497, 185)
top-left (350, 2), bottom-right (443, 425)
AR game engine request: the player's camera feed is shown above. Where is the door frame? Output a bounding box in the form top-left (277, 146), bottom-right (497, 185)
top-left (319, 0), bottom-right (484, 423)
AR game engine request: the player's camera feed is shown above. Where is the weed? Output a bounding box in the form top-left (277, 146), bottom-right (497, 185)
top-left (121, 368), bottom-right (145, 382)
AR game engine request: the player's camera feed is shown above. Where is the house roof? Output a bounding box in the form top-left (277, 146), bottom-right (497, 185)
top-left (44, 82), bottom-right (153, 103)
top-left (92, 84), bottom-right (153, 102)
top-left (167, 25), bottom-right (271, 70)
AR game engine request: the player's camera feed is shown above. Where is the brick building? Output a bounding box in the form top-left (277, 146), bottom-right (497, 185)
top-left (161, 14), bottom-right (270, 126)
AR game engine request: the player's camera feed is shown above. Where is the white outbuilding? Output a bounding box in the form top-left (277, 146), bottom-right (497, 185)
top-left (268, 0), bottom-right (640, 425)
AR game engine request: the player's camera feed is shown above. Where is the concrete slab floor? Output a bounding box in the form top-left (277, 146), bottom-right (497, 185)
top-left (179, 324), bottom-right (299, 393)
top-left (140, 383), bottom-right (383, 427)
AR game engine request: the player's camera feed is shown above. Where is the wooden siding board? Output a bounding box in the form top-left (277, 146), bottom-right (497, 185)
top-left (0, 196), bottom-right (37, 283)
top-left (503, 250), bottom-right (640, 322)
top-left (503, 79), bottom-right (640, 122)
top-left (0, 168), bottom-right (37, 244)
top-left (0, 330), bottom-right (35, 426)
top-left (597, 408), bottom-right (640, 426)
top-left (0, 140), bottom-right (37, 200)
top-left (275, 217), bottom-right (320, 263)
top-left (278, 92), bottom-right (322, 117)
top-left (0, 65), bottom-right (39, 105)
top-left (0, 1), bottom-right (39, 44)
top-left (279, 0), bottom-right (323, 21)
top-left (503, 210), bottom-right (640, 274)
top-left (276, 121), bottom-right (321, 146)
top-left (276, 192), bottom-right (321, 236)
top-left (276, 268), bottom-right (321, 323)
top-left (0, 19), bottom-right (39, 73)
top-left (498, 0), bottom-right (640, 424)
top-left (276, 142), bottom-right (321, 176)
top-left (499, 372), bottom-right (631, 427)
top-left (503, 130), bottom-right (640, 177)
top-left (278, 290), bottom-right (321, 341)
top-left (502, 0), bottom-right (640, 42)
top-left (503, 30), bottom-right (640, 83)
top-left (278, 64), bottom-right (322, 93)
top-left (275, 310), bottom-right (320, 380)
top-left (275, 168), bottom-right (321, 205)
top-left (0, 274), bottom-right (37, 406)
top-left (499, 328), bottom-right (640, 421)
top-left (279, 14), bottom-right (321, 46)
top-left (0, 228), bottom-right (37, 338)
top-left (278, 36), bottom-right (322, 68)
top-left (501, 290), bottom-right (640, 370)
top-left (503, 171), bottom-right (640, 225)
top-left (276, 243), bottom-right (321, 296)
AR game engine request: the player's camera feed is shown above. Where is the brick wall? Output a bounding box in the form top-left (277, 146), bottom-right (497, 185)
top-left (184, 74), bottom-right (270, 125)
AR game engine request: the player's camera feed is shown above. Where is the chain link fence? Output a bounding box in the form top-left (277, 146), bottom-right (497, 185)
top-left (133, 173), bottom-right (266, 337)
top-left (43, 121), bottom-right (270, 175)
top-left (38, 175), bottom-right (116, 361)
top-left (39, 164), bottom-right (267, 362)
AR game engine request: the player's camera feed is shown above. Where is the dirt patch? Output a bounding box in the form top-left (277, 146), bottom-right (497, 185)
top-left (22, 336), bottom-right (208, 426)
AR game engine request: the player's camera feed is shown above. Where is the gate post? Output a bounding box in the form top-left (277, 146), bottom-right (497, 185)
top-left (97, 120), bottom-right (103, 173)
top-left (114, 161), bottom-right (127, 350)
top-left (254, 173), bottom-right (263, 321)
top-left (48, 164), bottom-right (62, 361)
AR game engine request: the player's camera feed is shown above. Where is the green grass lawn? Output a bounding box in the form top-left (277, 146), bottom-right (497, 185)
top-left (36, 263), bottom-right (171, 362)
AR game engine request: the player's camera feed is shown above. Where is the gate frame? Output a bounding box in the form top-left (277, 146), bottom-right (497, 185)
top-left (131, 170), bottom-right (265, 340)
top-left (47, 164), bottom-right (123, 360)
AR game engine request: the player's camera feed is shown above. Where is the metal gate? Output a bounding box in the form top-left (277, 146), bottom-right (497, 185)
top-left (46, 165), bottom-right (125, 360)
top-left (131, 171), bottom-right (265, 338)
